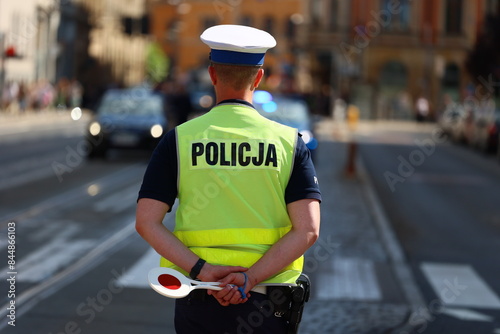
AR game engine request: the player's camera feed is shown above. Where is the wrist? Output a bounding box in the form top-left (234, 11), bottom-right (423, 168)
top-left (196, 263), bottom-right (214, 281)
top-left (189, 258), bottom-right (206, 280)
top-left (244, 269), bottom-right (260, 288)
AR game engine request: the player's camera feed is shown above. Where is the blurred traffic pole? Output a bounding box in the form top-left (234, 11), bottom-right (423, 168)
top-left (344, 104), bottom-right (360, 178)
top-left (0, 32), bottom-right (5, 102)
top-left (35, 1), bottom-right (61, 84)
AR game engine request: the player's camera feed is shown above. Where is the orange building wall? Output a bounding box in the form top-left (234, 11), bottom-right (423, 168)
top-left (149, 0), bottom-right (304, 74)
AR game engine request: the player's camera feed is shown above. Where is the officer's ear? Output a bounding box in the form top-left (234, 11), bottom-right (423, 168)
top-left (208, 65), bottom-right (217, 85)
top-left (253, 68), bottom-right (264, 90)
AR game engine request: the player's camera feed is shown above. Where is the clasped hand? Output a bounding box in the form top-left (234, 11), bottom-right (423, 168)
top-left (197, 264), bottom-right (255, 306)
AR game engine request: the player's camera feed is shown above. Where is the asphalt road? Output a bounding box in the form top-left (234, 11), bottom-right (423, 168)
top-left (1, 115), bottom-right (499, 333)
top-left (356, 122), bottom-right (500, 333)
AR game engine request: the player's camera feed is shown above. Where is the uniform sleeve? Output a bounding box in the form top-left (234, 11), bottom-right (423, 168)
top-left (137, 129), bottom-right (178, 210)
top-left (285, 135), bottom-right (322, 204)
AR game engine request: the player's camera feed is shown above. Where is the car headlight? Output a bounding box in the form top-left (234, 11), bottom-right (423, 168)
top-left (150, 124), bottom-right (163, 138)
top-left (71, 107), bottom-right (82, 121)
top-left (89, 122), bottom-right (101, 136)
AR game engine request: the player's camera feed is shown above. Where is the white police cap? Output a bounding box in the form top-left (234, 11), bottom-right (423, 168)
top-left (200, 25), bottom-right (276, 66)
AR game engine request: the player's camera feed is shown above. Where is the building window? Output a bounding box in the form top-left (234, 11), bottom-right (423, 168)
top-left (445, 0), bottom-right (463, 35)
top-left (381, 0), bottom-right (411, 32)
top-left (311, 0), bottom-right (321, 27)
top-left (122, 15), bottom-right (149, 35)
top-left (240, 15), bottom-right (253, 27)
top-left (442, 63), bottom-right (460, 101)
top-left (487, 0), bottom-right (500, 16)
top-left (263, 16), bottom-right (275, 36)
top-left (165, 19), bottom-right (180, 42)
top-left (202, 17), bottom-right (218, 32)
top-left (380, 61), bottom-right (408, 87)
top-left (329, 0), bottom-right (338, 31)
top-left (286, 17), bottom-right (296, 39)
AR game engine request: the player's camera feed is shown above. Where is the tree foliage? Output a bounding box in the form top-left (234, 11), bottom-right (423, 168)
top-left (146, 42), bottom-right (170, 84)
top-left (465, 13), bottom-right (500, 93)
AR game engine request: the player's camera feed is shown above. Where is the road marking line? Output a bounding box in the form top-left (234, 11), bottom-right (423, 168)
top-left (317, 258), bottom-right (381, 301)
top-left (358, 155), bottom-right (428, 315)
top-left (440, 307), bottom-right (494, 322)
top-left (408, 173), bottom-right (488, 186)
top-left (19, 240), bottom-right (95, 282)
top-left (117, 247), bottom-right (160, 288)
top-left (0, 154), bottom-right (63, 191)
top-left (0, 221), bottom-right (136, 330)
top-left (0, 163), bottom-right (145, 227)
top-left (421, 262), bottom-right (500, 309)
top-left (93, 184), bottom-right (139, 213)
top-left (0, 222), bottom-right (83, 280)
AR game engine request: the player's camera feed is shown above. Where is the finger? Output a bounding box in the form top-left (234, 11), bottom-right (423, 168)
top-left (222, 286), bottom-right (240, 302)
top-left (213, 285), bottom-right (233, 299)
top-left (218, 274), bottom-right (236, 286)
top-left (229, 293), bottom-right (248, 305)
top-left (228, 293), bottom-right (244, 305)
top-left (218, 299), bottom-right (230, 307)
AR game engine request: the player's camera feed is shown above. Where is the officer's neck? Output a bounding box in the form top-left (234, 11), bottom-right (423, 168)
top-left (214, 86), bottom-right (254, 105)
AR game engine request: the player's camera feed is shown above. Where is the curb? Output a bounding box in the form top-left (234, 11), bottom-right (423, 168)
top-left (355, 151), bottom-right (430, 332)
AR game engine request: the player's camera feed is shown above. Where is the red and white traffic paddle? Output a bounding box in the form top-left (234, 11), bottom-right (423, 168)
top-left (148, 267), bottom-right (226, 298)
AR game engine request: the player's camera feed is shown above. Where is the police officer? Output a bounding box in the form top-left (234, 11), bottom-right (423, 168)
top-left (136, 24), bottom-right (321, 333)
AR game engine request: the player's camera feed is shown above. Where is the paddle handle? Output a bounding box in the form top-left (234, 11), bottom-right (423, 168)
top-left (192, 284), bottom-right (224, 291)
top-left (191, 281), bottom-right (238, 291)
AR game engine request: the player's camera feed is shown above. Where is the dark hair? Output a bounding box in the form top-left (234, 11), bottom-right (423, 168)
top-left (211, 62), bottom-right (262, 90)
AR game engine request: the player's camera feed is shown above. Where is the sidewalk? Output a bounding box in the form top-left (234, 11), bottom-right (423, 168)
top-left (298, 118), bottom-right (422, 334)
top-left (0, 108), bottom-right (90, 140)
top-left (0, 108), bottom-right (77, 123)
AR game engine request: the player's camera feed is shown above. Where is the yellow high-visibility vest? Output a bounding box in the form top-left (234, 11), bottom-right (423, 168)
top-left (160, 102), bottom-right (303, 284)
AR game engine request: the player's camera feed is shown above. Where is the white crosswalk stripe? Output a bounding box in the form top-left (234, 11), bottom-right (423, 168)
top-left (421, 262), bottom-right (500, 309)
top-left (0, 222), bottom-right (95, 282)
top-left (117, 247), bottom-right (160, 288)
top-left (93, 184), bottom-right (139, 213)
top-left (316, 257), bottom-right (382, 301)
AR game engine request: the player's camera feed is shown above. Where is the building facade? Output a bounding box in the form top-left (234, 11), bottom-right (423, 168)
top-left (77, 0), bottom-right (151, 88)
top-left (148, 0), bottom-right (308, 92)
top-left (0, 0), bottom-right (48, 83)
top-left (303, 0), bottom-right (500, 119)
top-left (1, 0), bottom-right (152, 110)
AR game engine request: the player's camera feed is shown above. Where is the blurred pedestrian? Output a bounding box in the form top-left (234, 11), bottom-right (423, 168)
top-left (70, 79), bottom-right (83, 109)
top-left (17, 82), bottom-right (27, 113)
top-left (136, 24), bottom-right (321, 334)
top-left (415, 95), bottom-right (430, 122)
top-left (55, 78), bottom-right (70, 109)
top-left (169, 81), bottom-right (193, 126)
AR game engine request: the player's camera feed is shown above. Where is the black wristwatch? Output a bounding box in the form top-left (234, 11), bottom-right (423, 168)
top-left (189, 258), bottom-right (206, 280)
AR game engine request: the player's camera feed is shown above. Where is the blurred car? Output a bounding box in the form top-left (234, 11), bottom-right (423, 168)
top-left (252, 91), bottom-right (318, 153)
top-left (189, 86), bottom-right (215, 115)
top-left (187, 68), bottom-right (216, 117)
top-left (85, 87), bottom-right (168, 158)
top-left (438, 102), bottom-right (465, 140)
top-left (474, 109), bottom-right (500, 154)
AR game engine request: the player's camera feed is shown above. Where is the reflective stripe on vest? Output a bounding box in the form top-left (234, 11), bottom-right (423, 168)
top-left (174, 226), bottom-right (291, 246)
top-left (162, 103), bottom-right (302, 284)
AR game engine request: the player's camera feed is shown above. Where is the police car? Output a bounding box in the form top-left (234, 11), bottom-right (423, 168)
top-left (253, 90), bottom-right (318, 153)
